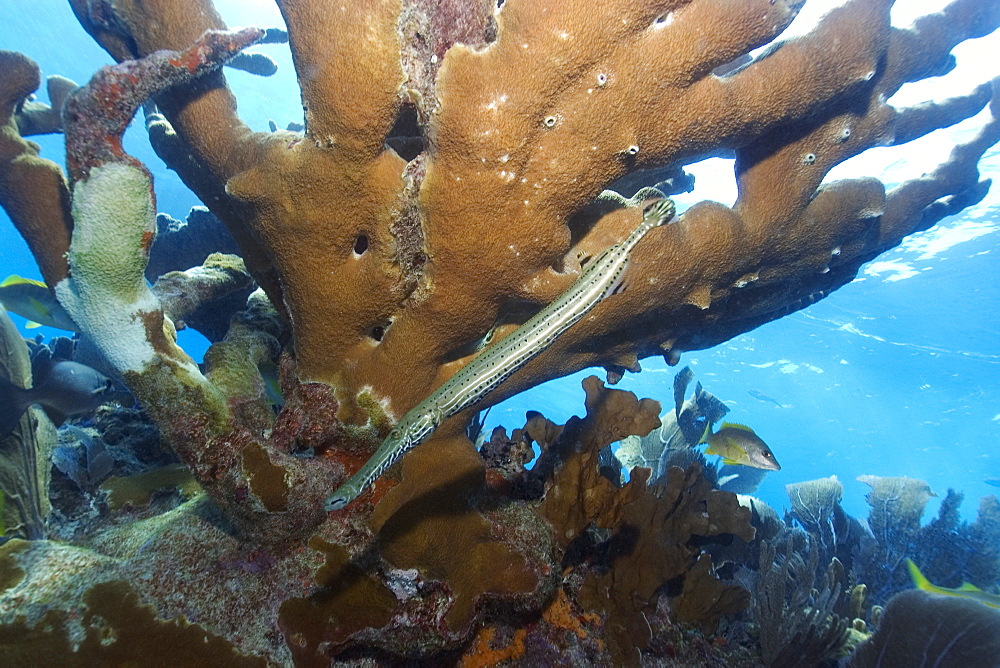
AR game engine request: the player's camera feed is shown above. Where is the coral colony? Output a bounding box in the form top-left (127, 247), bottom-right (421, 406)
top-left (1, 0), bottom-right (999, 664)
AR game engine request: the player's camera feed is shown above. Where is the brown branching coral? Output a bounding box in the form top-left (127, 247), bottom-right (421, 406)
top-left (0, 51), bottom-right (73, 285)
top-left (533, 377), bottom-right (754, 660)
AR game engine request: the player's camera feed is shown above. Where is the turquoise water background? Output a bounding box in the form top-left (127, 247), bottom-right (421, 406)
top-left (2, 0), bottom-right (998, 523)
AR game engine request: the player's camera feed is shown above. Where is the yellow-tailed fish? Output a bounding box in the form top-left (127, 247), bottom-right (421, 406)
top-left (0, 275), bottom-right (78, 331)
top-left (699, 421), bottom-right (780, 470)
top-left (906, 558), bottom-right (1000, 609)
top-left (325, 198), bottom-right (677, 511)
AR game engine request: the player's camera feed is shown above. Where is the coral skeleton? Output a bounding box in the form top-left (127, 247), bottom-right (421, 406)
top-left (1, 0), bottom-right (1000, 663)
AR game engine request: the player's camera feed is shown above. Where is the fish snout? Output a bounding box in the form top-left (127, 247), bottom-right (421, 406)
top-left (753, 449), bottom-right (782, 471)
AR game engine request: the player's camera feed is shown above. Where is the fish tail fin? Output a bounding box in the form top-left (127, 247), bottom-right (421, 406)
top-left (906, 558), bottom-right (932, 592)
top-left (697, 419), bottom-right (712, 445)
top-left (0, 375), bottom-right (30, 438)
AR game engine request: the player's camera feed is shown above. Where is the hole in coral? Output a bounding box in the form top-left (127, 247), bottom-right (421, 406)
top-left (654, 12), bottom-right (672, 26)
top-left (385, 102), bottom-right (424, 162)
top-left (354, 234), bottom-right (369, 255)
top-left (368, 318), bottom-right (393, 343)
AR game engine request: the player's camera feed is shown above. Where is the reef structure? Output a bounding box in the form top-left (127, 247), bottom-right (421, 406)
top-left (2, 0), bottom-right (990, 540)
top-left (1, 0), bottom-right (1000, 663)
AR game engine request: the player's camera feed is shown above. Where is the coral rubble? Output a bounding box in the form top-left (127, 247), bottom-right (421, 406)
top-left (1, 0), bottom-right (1000, 663)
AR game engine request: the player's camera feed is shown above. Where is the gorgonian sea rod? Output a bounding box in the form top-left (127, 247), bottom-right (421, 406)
top-left (2, 0), bottom-right (999, 542)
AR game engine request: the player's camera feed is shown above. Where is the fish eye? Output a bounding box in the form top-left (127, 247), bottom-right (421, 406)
top-left (763, 451), bottom-right (773, 458)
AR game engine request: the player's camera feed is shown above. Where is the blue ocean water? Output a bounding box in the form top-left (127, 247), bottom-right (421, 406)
top-left (1, 0), bottom-right (998, 530)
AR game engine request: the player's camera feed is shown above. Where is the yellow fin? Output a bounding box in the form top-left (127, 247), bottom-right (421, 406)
top-left (25, 321), bottom-right (41, 329)
top-left (0, 274), bottom-right (47, 288)
top-left (958, 582), bottom-right (982, 592)
top-left (722, 457), bottom-right (742, 466)
top-left (698, 419), bottom-right (712, 445)
top-left (720, 422), bottom-right (755, 433)
top-left (906, 559), bottom-right (932, 591)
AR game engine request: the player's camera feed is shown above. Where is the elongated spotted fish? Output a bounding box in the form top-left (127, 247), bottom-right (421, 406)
top-left (324, 198), bottom-right (677, 511)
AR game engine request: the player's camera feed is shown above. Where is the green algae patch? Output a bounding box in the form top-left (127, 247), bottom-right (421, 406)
top-left (278, 537), bottom-right (396, 662)
top-left (242, 441), bottom-right (288, 512)
top-left (0, 539), bottom-right (29, 592)
top-left (100, 464), bottom-right (201, 511)
top-left (0, 580), bottom-right (266, 665)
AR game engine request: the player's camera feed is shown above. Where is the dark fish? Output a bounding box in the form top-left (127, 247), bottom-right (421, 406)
top-left (748, 389), bottom-right (783, 408)
top-left (0, 361), bottom-right (115, 436)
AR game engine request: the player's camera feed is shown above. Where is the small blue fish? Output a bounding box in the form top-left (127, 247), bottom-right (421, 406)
top-left (986, 479), bottom-right (1000, 488)
top-left (0, 361), bottom-right (115, 436)
top-left (0, 275), bottom-right (77, 331)
top-left (747, 389), bottom-right (783, 408)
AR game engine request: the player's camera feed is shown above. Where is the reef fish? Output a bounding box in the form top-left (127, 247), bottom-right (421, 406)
top-left (986, 479), bottom-right (1000, 488)
top-left (0, 360), bottom-right (115, 436)
top-left (747, 389), bottom-right (783, 408)
top-left (325, 198), bottom-right (678, 511)
top-left (0, 275), bottom-right (78, 331)
top-left (699, 421), bottom-right (780, 470)
top-left (906, 559), bottom-right (1000, 609)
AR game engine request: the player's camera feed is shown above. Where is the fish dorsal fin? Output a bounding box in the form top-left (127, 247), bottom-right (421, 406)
top-left (958, 582), bottom-right (982, 592)
top-left (721, 422), bottom-right (754, 433)
top-left (0, 275), bottom-right (47, 288)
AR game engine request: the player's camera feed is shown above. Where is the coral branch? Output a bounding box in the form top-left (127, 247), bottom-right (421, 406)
top-left (0, 51), bottom-right (73, 285)
top-left (63, 27), bottom-right (264, 182)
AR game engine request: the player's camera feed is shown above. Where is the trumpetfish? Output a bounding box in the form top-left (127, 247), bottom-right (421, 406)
top-left (324, 198), bottom-right (677, 511)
